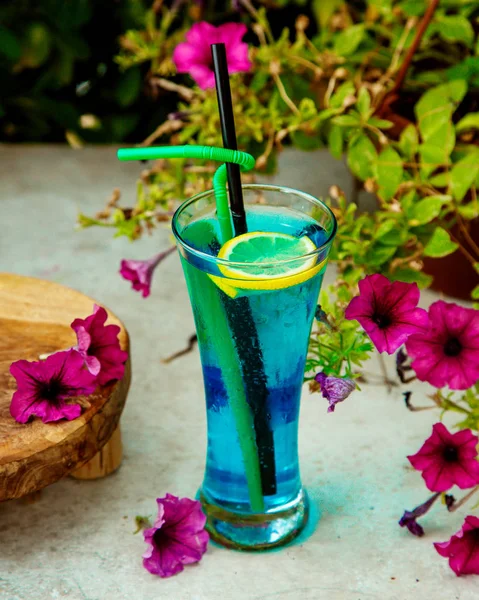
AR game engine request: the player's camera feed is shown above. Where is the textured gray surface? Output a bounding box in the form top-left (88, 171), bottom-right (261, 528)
top-left (0, 145), bottom-right (475, 600)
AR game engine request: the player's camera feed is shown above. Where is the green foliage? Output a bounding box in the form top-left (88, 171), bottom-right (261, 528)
top-left (75, 1), bottom-right (479, 412)
top-left (0, 0), bottom-right (157, 142)
top-left (306, 284), bottom-right (374, 380)
top-left (423, 227), bottom-right (459, 258)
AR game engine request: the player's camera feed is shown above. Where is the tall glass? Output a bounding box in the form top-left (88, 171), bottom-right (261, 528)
top-left (172, 184), bottom-right (336, 550)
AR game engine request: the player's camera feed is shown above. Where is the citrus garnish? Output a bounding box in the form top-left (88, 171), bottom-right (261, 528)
top-left (209, 231), bottom-right (326, 297)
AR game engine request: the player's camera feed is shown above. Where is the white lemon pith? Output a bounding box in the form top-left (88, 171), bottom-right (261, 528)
top-left (208, 231), bottom-right (326, 297)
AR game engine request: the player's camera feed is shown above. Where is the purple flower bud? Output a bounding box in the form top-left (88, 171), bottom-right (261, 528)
top-left (399, 493), bottom-right (440, 537)
top-left (314, 372), bottom-right (355, 413)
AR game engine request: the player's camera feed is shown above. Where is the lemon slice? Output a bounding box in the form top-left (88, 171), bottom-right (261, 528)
top-left (208, 231), bottom-right (326, 298)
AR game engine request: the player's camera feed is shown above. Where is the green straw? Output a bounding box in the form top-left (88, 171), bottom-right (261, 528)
top-left (117, 146), bottom-right (255, 244)
top-left (118, 144), bottom-right (265, 511)
top-left (183, 262), bottom-right (264, 512)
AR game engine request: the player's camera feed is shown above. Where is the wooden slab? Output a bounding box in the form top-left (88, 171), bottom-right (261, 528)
top-left (0, 273), bottom-right (131, 501)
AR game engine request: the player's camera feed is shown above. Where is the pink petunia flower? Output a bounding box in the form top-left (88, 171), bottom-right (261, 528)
top-left (10, 350), bottom-right (97, 424)
top-left (314, 372), bottom-right (355, 413)
top-left (173, 22), bottom-right (251, 90)
top-left (71, 305), bottom-right (128, 386)
top-left (407, 422), bottom-right (479, 492)
top-left (434, 515), bottom-right (479, 576)
top-left (142, 494), bottom-right (209, 578)
top-left (405, 300), bottom-right (479, 390)
top-left (120, 247), bottom-right (175, 298)
top-left (345, 274), bottom-right (429, 354)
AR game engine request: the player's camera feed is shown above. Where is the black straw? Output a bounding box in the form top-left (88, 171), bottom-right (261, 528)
top-left (210, 42), bottom-right (277, 496)
top-left (211, 43), bottom-right (248, 236)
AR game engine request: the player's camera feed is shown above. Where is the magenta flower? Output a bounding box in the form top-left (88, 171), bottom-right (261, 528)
top-left (10, 350), bottom-right (97, 424)
top-left (405, 300), bottom-right (479, 390)
top-left (173, 22), bottom-right (251, 90)
top-left (399, 492), bottom-right (440, 537)
top-left (71, 305), bottom-right (128, 386)
top-left (142, 494), bottom-right (209, 578)
top-left (434, 515), bottom-right (479, 576)
top-left (314, 372), bottom-right (355, 413)
top-left (120, 247), bottom-right (175, 298)
top-left (407, 423), bottom-right (479, 492)
top-left (345, 274), bottom-right (428, 354)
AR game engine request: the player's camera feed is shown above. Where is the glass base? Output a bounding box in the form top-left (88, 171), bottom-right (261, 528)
top-left (199, 488), bottom-right (308, 551)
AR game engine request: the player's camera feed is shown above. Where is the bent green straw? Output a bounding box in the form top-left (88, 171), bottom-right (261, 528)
top-left (117, 146), bottom-right (255, 245)
top-left (117, 144), bottom-right (265, 512)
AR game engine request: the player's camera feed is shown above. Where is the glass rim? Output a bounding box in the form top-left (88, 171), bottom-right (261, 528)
top-left (171, 183), bottom-right (337, 269)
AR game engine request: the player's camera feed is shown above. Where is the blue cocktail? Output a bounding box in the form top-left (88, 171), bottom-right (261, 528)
top-left (173, 184), bottom-right (336, 550)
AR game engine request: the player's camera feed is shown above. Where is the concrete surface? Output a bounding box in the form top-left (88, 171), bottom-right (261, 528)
top-left (0, 145), bottom-right (476, 600)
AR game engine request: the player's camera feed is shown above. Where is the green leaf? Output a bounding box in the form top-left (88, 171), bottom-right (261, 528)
top-left (250, 71), bottom-right (269, 93)
top-left (446, 57), bottom-right (479, 85)
top-left (328, 124), bottom-right (343, 159)
top-left (458, 202), bottom-right (479, 220)
top-left (290, 129), bottom-right (322, 151)
top-left (38, 98), bottom-right (79, 129)
top-left (368, 117), bottom-right (393, 129)
top-left (332, 114), bottom-right (361, 127)
top-left (374, 146), bottom-right (403, 201)
top-left (347, 134), bottom-right (377, 180)
top-left (377, 228), bottom-right (408, 246)
top-left (428, 172), bottom-right (450, 188)
top-left (312, 0), bottom-right (343, 28)
top-left (375, 219), bottom-right (396, 239)
top-left (433, 15), bottom-right (474, 47)
top-left (456, 113), bottom-right (479, 133)
top-left (393, 268), bottom-right (433, 288)
top-left (408, 195), bottom-right (452, 226)
top-left (357, 87), bottom-right (371, 118)
top-left (398, 0), bottom-right (427, 17)
top-left (329, 81), bottom-right (355, 109)
top-left (298, 98), bottom-right (318, 120)
top-left (115, 68), bottom-right (142, 107)
top-left (419, 143), bottom-right (449, 178)
top-left (400, 189), bottom-right (417, 214)
top-left (107, 113), bottom-right (140, 140)
top-left (333, 24), bottom-right (365, 57)
top-left (424, 227), bottom-right (459, 257)
top-left (366, 244), bottom-right (397, 266)
top-left (415, 81), bottom-right (467, 140)
top-left (472, 285), bottom-right (479, 300)
top-left (19, 22), bottom-right (52, 69)
top-left (424, 121), bottom-right (456, 165)
top-left (449, 151), bottom-right (479, 201)
top-left (0, 26), bottom-right (21, 61)
top-left (397, 124), bottom-right (418, 160)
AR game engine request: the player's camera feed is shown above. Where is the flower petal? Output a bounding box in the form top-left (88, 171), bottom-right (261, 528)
top-left (434, 516), bottom-right (479, 576)
top-left (142, 494), bottom-right (208, 578)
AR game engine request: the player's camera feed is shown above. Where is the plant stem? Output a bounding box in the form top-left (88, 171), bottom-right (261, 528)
top-left (456, 211), bottom-right (479, 258)
top-left (448, 486), bottom-right (479, 513)
top-left (378, 354), bottom-right (395, 392)
top-left (446, 227), bottom-right (478, 266)
top-left (239, 0), bottom-right (274, 44)
top-left (162, 334), bottom-right (198, 364)
top-left (272, 72), bottom-right (300, 114)
top-left (388, 0), bottom-right (440, 97)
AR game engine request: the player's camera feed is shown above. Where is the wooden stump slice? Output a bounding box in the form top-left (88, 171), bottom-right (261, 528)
top-left (0, 273), bottom-right (131, 501)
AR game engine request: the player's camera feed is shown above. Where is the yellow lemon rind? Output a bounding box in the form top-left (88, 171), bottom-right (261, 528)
top-left (208, 258), bottom-right (328, 299)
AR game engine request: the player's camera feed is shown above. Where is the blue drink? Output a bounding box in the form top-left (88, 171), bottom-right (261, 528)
top-left (173, 185), bottom-right (336, 550)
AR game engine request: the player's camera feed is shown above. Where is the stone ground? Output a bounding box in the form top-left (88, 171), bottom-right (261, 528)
top-left (0, 145), bottom-right (475, 600)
